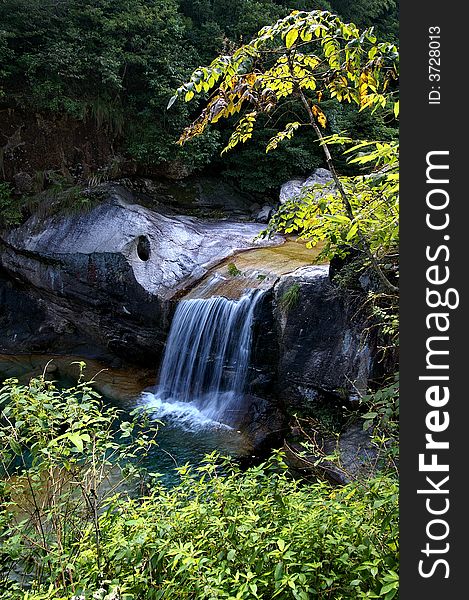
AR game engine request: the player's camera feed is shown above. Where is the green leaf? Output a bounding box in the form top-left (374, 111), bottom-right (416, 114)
top-left (323, 214), bottom-right (350, 224)
top-left (346, 222), bottom-right (359, 240)
top-left (285, 28), bottom-right (299, 49)
top-left (10, 439), bottom-right (22, 455)
top-left (274, 562), bottom-right (284, 580)
top-left (68, 432), bottom-right (84, 452)
top-left (380, 582), bottom-right (399, 595)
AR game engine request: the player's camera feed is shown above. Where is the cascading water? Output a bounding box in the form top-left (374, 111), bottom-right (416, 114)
top-left (142, 289), bottom-right (264, 429)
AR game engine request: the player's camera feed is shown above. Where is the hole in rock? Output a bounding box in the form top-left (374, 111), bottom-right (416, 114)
top-left (136, 236), bottom-right (151, 261)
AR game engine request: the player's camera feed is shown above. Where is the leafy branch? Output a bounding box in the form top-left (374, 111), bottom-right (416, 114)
top-left (169, 9), bottom-right (399, 291)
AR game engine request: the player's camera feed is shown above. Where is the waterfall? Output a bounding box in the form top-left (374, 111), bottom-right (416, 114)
top-left (145, 289), bottom-right (264, 428)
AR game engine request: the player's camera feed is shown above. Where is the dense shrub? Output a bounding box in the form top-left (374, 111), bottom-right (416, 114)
top-left (0, 376), bottom-right (398, 600)
top-left (0, 182), bottom-right (23, 226)
top-left (74, 460), bottom-right (398, 600)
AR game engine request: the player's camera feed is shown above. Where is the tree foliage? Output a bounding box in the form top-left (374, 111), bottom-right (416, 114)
top-left (266, 137), bottom-right (399, 261)
top-left (170, 10), bottom-right (398, 146)
top-left (0, 1), bottom-right (398, 190)
top-left (171, 10), bottom-right (399, 290)
top-left (0, 0), bottom-right (219, 170)
top-left (331, 0), bottom-right (398, 42)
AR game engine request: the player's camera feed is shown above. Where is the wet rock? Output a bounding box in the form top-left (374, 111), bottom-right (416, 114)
top-left (335, 422), bottom-right (378, 480)
top-left (304, 168), bottom-right (334, 187)
top-left (2, 185), bottom-right (280, 299)
top-left (0, 184), bottom-right (282, 363)
top-left (254, 204), bottom-right (276, 223)
top-left (237, 394), bottom-right (287, 454)
top-left (279, 178), bottom-right (306, 204)
top-left (273, 265), bottom-right (377, 404)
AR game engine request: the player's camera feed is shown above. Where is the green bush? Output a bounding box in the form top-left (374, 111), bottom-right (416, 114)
top-left (0, 182), bottom-right (23, 227)
top-left (0, 375), bottom-right (398, 600)
top-left (361, 373), bottom-right (399, 473)
top-left (73, 458), bottom-right (398, 600)
top-left (227, 262), bottom-right (242, 276)
top-left (0, 370), bottom-right (158, 599)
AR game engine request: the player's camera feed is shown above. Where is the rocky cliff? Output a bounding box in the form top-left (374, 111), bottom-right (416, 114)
top-left (0, 184), bottom-right (280, 364)
top-left (1, 183), bottom-right (379, 403)
top-left (273, 265), bottom-right (374, 404)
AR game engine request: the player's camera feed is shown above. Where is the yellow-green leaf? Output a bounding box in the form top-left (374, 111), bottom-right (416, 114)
top-left (312, 105), bottom-right (327, 128)
top-left (285, 28), bottom-right (299, 49)
top-left (346, 222), bottom-right (358, 240)
top-left (68, 432), bottom-right (83, 453)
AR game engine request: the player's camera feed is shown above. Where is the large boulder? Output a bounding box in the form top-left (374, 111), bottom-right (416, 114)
top-left (279, 168), bottom-right (334, 204)
top-left (273, 265), bottom-right (376, 405)
top-left (279, 178), bottom-right (307, 205)
top-left (0, 184), bottom-right (281, 363)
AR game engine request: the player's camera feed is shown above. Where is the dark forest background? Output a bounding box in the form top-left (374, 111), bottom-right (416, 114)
top-left (0, 0), bottom-right (398, 207)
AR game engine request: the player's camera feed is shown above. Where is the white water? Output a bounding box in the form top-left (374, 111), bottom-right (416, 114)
top-left (143, 290), bottom-right (264, 430)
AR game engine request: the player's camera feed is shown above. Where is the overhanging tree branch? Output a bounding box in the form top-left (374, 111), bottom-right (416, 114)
top-left (296, 86), bottom-right (398, 293)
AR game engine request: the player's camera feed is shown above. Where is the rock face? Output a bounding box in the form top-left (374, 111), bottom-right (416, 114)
top-left (253, 204), bottom-right (276, 223)
top-left (236, 394), bottom-right (287, 455)
top-left (272, 265), bottom-right (375, 405)
top-left (0, 109), bottom-right (117, 183)
top-left (1, 192), bottom-right (377, 398)
top-left (1, 182), bottom-right (379, 424)
top-left (0, 184), bottom-right (281, 363)
top-left (279, 168), bottom-right (334, 204)
top-left (284, 422), bottom-right (378, 485)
